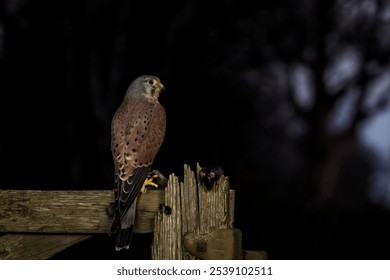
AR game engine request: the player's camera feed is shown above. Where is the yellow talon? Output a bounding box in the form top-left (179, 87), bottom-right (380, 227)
top-left (143, 176), bottom-right (159, 188)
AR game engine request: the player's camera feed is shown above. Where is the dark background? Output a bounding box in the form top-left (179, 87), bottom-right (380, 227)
top-left (1, 0), bottom-right (390, 259)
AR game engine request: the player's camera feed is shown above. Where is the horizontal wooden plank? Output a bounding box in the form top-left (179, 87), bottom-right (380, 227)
top-left (0, 189), bottom-right (164, 234)
top-left (0, 190), bottom-right (113, 234)
top-left (0, 234), bottom-right (92, 260)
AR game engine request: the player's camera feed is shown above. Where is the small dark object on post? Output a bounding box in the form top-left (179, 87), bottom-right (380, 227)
top-left (198, 166), bottom-right (224, 190)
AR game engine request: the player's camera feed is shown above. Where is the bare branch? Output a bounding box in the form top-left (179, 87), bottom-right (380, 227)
top-left (366, 90), bottom-right (390, 117)
top-left (286, 86), bottom-right (311, 118)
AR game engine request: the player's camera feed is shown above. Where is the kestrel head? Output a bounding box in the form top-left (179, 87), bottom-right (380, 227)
top-left (126, 75), bottom-right (165, 101)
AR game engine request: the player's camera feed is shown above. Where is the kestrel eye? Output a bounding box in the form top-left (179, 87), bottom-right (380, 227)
top-left (148, 80), bottom-right (155, 85)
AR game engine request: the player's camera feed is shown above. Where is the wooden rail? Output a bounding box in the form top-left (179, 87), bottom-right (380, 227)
top-left (0, 189), bottom-right (163, 259)
top-left (0, 189), bottom-right (163, 234)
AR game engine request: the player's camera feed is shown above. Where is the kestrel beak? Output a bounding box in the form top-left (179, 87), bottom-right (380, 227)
top-left (160, 83), bottom-right (165, 91)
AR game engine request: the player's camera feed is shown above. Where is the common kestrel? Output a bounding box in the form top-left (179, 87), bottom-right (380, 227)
top-left (110, 75), bottom-right (166, 251)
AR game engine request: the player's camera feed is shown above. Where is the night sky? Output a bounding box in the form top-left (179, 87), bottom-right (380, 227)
top-left (1, 0), bottom-right (390, 259)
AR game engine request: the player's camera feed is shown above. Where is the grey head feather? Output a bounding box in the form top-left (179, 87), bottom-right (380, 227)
top-left (125, 75), bottom-right (161, 97)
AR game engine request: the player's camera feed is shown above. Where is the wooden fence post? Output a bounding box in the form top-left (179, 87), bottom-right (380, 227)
top-left (152, 163), bottom-right (242, 259)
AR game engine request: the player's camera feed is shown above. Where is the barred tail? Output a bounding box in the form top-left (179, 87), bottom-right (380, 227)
top-left (112, 198), bottom-right (137, 251)
top-left (115, 226), bottom-right (133, 251)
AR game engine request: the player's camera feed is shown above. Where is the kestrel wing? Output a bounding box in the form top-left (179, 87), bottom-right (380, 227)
top-left (135, 103), bottom-right (166, 166)
top-left (111, 97), bottom-right (166, 221)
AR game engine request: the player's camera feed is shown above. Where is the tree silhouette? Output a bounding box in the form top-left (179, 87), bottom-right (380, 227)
top-left (193, 0), bottom-right (390, 205)
top-left (285, 0), bottom-right (390, 203)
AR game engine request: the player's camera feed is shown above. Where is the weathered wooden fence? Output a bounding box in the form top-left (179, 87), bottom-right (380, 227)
top-left (0, 164), bottom-right (266, 260)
